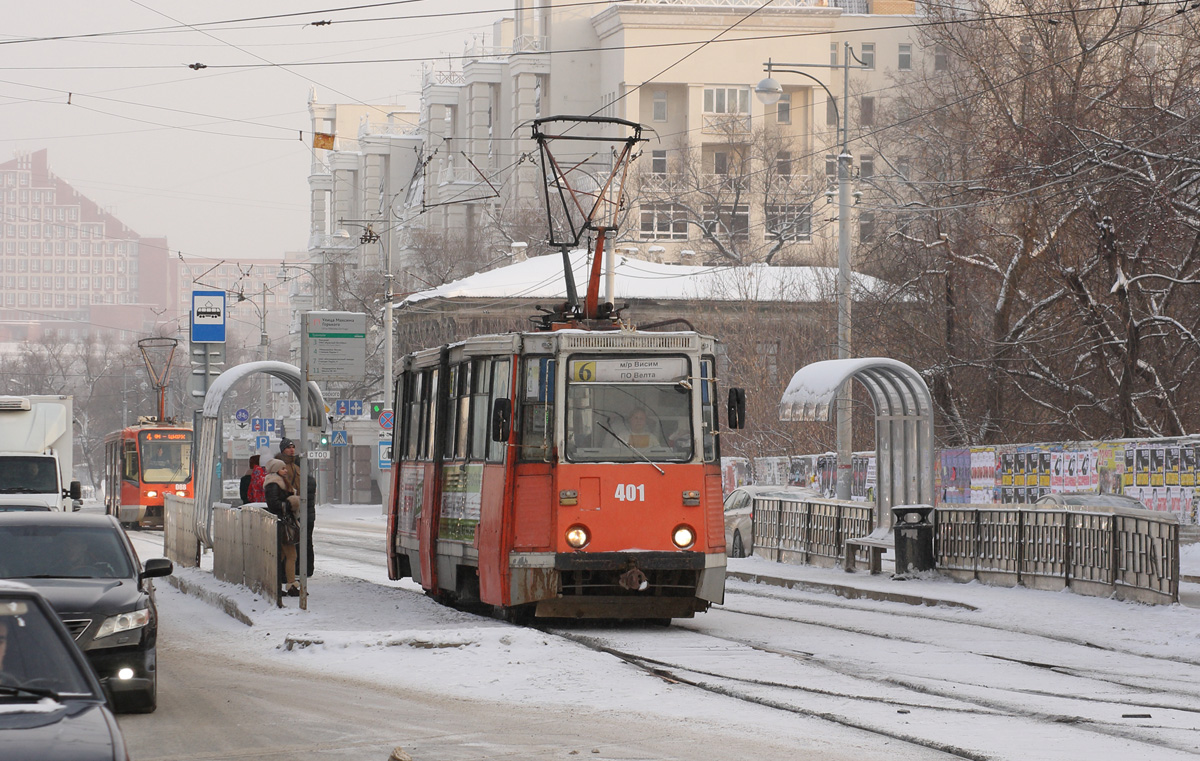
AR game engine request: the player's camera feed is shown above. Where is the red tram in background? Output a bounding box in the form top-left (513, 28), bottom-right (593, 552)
top-left (103, 423), bottom-right (194, 528)
top-left (385, 329), bottom-right (745, 621)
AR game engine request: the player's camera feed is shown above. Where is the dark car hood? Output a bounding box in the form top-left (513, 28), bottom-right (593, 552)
top-left (0, 700), bottom-right (120, 760)
top-left (11, 578), bottom-right (142, 617)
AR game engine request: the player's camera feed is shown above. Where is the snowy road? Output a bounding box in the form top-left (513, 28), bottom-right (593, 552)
top-left (118, 508), bottom-right (1200, 760)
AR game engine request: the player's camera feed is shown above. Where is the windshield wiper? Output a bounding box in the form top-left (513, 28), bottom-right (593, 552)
top-left (596, 422), bottom-right (665, 475)
top-left (0, 683), bottom-right (63, 700)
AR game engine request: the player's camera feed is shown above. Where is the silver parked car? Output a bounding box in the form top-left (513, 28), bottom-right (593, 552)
top-left (724, 485), bottom-right (821, 558)
top-left (1032, 492), bottom-right (1148, 512)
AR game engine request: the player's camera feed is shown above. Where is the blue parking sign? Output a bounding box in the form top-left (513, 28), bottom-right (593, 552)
top-left (256, 436), bottom-right (270, 449)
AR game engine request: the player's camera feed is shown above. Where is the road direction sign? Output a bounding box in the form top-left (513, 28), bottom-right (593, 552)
top-left (330, 430), bottom-right (348, 447)
top-left (235, 408), bottom-right (249, 422)
top-left (334, 400), bottom-right (364, 416)
top-left (379, 410), bottom-right (394, 430)
top-left (251, 418), bottom-right (276, 433)
top-left (190, 290), bottom-right (227, 343)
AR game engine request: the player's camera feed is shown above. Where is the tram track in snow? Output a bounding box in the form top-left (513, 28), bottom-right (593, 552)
top-left (543, 589), bottom-right (1200, 761)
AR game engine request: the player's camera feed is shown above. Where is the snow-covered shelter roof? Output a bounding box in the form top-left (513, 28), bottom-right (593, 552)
top-left (397, 251), bottom-right (886, 310)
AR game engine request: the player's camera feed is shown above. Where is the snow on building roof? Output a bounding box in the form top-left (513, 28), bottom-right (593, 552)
top-left (398, 251), bottom-right (886, 310)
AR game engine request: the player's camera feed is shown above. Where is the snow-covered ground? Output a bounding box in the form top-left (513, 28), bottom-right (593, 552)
top-left (124, 504), bottom-right (1200, 761)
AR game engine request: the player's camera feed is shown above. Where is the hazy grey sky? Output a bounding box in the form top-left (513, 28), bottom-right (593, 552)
top-left (1, 1), bottom-right (510, 263)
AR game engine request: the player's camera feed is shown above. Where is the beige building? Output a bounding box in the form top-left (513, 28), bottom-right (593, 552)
top-left (403, 0), bottom-right (922, 272)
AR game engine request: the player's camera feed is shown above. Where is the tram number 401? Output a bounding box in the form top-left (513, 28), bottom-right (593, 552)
top-left (614, 483), bottom-right (645, 502)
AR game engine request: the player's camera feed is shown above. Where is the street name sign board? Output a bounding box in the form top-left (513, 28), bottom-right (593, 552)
top-left (190, 290), bottom-right (227, 343)
top-left (304, 312), bottom-right (367, 382)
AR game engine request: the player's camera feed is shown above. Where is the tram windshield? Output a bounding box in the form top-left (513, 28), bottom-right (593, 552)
top-left (565, 356), bottom-right (693, 463)
top-left (138, 430), bottom-right (193, 484)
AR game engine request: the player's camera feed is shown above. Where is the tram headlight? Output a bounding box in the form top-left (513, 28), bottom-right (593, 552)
top-left (175, 490), bottom-right (186, 496)
top-left (565, 524), bottom-right (590, 549)
top-left (146, 490), bottom-right (158, 498)
top-left (672, 524), bottom-right (696, 549)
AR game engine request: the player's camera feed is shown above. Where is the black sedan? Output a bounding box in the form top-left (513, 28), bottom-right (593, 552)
top-left (0, 513), bottom-right (172, 713)
top-left (0, 580), bottom-right (128, 760)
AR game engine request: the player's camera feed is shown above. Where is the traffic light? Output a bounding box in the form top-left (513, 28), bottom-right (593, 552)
top-left (369, 401), bottom-right (385, 420)
top-left (319, 433), bottom-right (329, 446)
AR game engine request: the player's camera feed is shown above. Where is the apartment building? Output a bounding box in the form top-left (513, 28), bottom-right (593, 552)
top-left (403, 0), bottom-right (921, 269)
top-left (0, 150), bottom-right (177, 342)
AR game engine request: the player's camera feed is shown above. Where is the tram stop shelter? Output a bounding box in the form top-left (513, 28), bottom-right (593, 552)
top-left (779, 357), bottom-right (935, 532)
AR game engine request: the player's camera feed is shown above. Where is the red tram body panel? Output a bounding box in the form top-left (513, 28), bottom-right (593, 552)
top-left (102, 424), bottom-right (194, 527)
top-left (385, 330), bottom-right (729, 620)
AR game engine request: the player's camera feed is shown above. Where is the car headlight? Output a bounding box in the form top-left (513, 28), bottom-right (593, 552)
top-left (672, 524), bottom-right (696, 549)
top-left (96, 608), bottom-right (151, 639)
top-left (565, 525), bottom-right (590, 549)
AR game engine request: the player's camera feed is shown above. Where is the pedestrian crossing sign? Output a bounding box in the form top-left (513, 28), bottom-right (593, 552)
top-left (331, 430), bottom-right (348, 447)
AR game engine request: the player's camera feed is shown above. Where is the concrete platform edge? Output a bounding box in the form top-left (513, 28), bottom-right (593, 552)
top-left (726, 570), bottom-right (979, 611)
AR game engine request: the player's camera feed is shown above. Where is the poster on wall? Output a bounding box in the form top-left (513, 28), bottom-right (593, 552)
top-left (1151, 448), bottom-right (1166, 489)
top-left (1135, 447), bottom-right (1151, 488)
top-left (1166, 447), bottom-right (1181, 488)
top-left (1097, 442), bottom-right (1126, 495)
top-left (1182, 446), bottom-right (1197, 490)
top-left (970, 447), bottom-right (996, 504)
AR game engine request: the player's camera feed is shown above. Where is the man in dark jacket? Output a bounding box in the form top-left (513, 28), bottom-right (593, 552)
top-left (276, 438), bottom-right (316, 577)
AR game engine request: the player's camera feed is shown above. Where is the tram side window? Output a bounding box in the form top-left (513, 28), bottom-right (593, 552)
top-left (403, 372), bottom-right (423, 461)
top-left (701, 357), bottom-right (719, 462)
top-left (443, 364), bottom-right (470, 460)
top-left (520, 357), bottom-right (553, 462)
top-left (422, 368), bottom-right (440, 461)
top-left (488, 358), bottom-right (511, 462)
top-left (469, 359), bottom-right (490, 461)
top-left (122, 440), bottom-right (138, 481)
top-left (391, 375), bottom-right (404, 463)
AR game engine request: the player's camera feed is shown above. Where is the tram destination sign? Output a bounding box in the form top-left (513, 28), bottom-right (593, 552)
top-left (570, 357), bottom-right (687, 383)
top-left (303, 312), bottom-right (367, 382)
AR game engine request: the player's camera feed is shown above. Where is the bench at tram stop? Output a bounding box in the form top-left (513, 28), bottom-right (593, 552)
top-left (842, 526), bottom-right (893, 575)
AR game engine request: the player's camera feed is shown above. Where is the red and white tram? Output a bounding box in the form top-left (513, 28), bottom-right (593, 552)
top-left (103, 423), bottom-right (194, 528)
top-left (385, 329), bottom-right (745, 620)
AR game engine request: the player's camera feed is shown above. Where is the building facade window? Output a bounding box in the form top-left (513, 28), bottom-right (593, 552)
top-left (652, 91), bottom-right (667, 122)
top-left (703, 87), bottom-right (749, 115)
top-left (898, 43), bottom-right (912, 71)
top-left (859, 155), bottom-right (874, 178)
top-left (859, 211), bottom-right (876, 241)
top-left (860, 43), bottom-right (875, 70)
top-left (651, 150), bottom-right (667, 175)
top-left (765, 203), bottom-right (813, 242)
top-left (776, 93), bottom-right (791, 124)
top-left (702, 204), bottom-right (749, 241)
top-left (776, 151), bottom-right (793, 177)
top-left (640, 203), bottom-right (689, 241)
top-left (934, 45), bottom-right (949, 71)
top-left (860, 96), bottom-right (875, 127)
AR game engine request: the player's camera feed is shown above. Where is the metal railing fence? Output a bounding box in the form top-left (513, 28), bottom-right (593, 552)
top-left (750, 496), bottom-right (1179, 603)
top-left (935, 507), bottom-right (1178, 604)
top-left (753, 496), bottom-right (873, 568)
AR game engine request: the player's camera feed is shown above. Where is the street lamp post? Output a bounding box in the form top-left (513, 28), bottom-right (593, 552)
top-left (756, 43), bottom-right (862, 501)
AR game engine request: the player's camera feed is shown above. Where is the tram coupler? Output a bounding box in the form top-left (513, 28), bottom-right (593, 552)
top-left (618, 567), bottom-right (649, 592)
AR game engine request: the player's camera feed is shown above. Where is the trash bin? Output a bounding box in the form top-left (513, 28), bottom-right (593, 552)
top-left (892, 504), bottom-right (936, 577)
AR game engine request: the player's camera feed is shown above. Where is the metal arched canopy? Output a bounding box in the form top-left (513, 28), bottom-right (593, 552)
top-left (201, 360), bottom-right (327, 430)
top-left (779, 357), bottom-right (930, 422)
top-left (778, 358), bottom-right (935, 526)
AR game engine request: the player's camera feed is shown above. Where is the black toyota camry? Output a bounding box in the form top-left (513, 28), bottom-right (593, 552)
top-left (0, 513), bottom-right (172, 713)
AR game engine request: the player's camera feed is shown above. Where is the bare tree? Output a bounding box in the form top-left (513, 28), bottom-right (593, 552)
top-left (859, 0), bottom-right (1200, 443)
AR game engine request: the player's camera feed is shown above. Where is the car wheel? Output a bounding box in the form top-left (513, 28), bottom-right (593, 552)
top-left (731, 530), bottom-right (745, 559)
